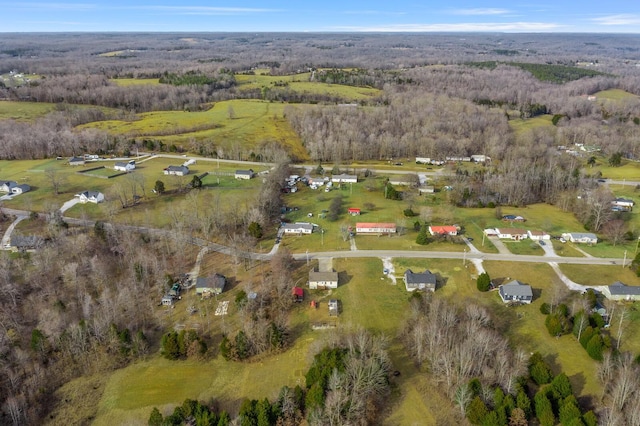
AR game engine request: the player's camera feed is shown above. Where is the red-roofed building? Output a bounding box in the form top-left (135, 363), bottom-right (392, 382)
top-left (355, 223), bottom-right (396, 235)
top-left (348, 208), bottom-right (361, 215)
top-left (428, 225), bottom-right (458, 236)
top-left (292, 286), bottom-right (304, 302)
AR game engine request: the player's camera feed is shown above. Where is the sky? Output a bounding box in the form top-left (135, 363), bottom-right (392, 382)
top-left (1, 1), bottom-right (640, 33)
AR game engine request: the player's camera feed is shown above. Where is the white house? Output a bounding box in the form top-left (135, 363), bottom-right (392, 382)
top-left (612, 198), bottom-right (634, 211)
top-left (496, 228), bottom-right (528, 240)
top-left (562, 232), bottom-right (598, 244)
top-left (602, 281), bottom-right (640, 301)
top-left (308, 270), bottom-right (339, 289)
top-left (403, 269), bottom-right (437, 292)
top-left (0, 180), bottom-right (18, 193)
top-left (527, 230), bottom-right (551, 241)
top-left (10, 184), bottom-right (30, 195)
top-left (235, 169), bottom-right (254, 180)
top-left (471, 155), bottom-right (491, 163)
top-left (355, 223), bottom-right (396, 234)
top-left (331, 174), bottom-right (357, 183)
top-left (282, 223), bottom-right (314, 234)
top-left (114, 160), bottom-right (136, 172)
top-left (76, 190), bottom-right (105, 204)
top-left (419, 186), bottom-right (435, 194)
top-left (428, 226), bottom-right (458, 236)
top-left (164, 165), bottom-right (189, 176)
top-left (415, 157), bottom-right (431, 164)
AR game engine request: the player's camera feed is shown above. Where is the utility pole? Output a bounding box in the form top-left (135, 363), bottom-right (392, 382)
top-left (463, 248), bottom-right (467, 266)
top-left (623, 250), bottom-right (627, 268)
top-left (306, 249), bottom-right (309, 266)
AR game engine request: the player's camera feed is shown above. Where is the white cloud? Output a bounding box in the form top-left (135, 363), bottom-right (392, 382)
top-left (592, 14), bottom-right (640, 26)
top-left (331, 22), bottom-right (563, 32)
top-left (449, 8), bottom-right (511, 16)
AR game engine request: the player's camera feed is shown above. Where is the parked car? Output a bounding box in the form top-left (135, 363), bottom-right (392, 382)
top-left (539, 241), bottom-right (546, 246)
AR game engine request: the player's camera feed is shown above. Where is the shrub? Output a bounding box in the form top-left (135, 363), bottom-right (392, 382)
top-left (539, 303), bottom-right (551, 315)
top-left (466, 396), bottom-right (488, 425)
top-left (477, 273), bottom-right (491, 292)
top-left (586, 334), bottom-right (604, 361)
top-left (403, 208), bottom-right (417, 217)
top-left (534, 392), bottom-right (555, 426)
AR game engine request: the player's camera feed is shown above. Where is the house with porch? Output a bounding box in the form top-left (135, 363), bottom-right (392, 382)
top-left (195, 274), bottom-right (227, 296)
top-left (561, 232), bottom-right (598, 244)
top-left (235, 169), bottom-right (254, 180)
top-left (355, 223), bottom-right (396, 235)
top-left (602, 281), bottom-right (640, 301)
top-left (76, 190), bottom-right (105, 204)
top-left (403, 269), bottom-right (437, 292)
top-left (164, 165), bottom-right (189, 176)
top-left (114, 160), bottom-right (136, 172)
top-left (527, 230), bottom-right (551, 241)
top-left (308, 270), bottom-right (339, 289)
top-left (428, 225), bottom-right (458, 236)
top-left (282, 223), bottom-right (314, 234)
top-left (496, 228), bottom-right (528, 240)
top-left (498, 280), bottom-right (533, 304)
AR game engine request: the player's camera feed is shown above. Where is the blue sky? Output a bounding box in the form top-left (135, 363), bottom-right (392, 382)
top-left (1, 1), bottom-right (639, 33)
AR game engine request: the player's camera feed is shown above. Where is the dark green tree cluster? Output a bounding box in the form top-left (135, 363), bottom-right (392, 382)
top-left (238, 386), bottom-right (305, 426)
top-left (541, 298), bottom-right (611, 361)
top-left (464, 353), bottom-right (597, 426)
top-left (304, 347), bottom-right (348, 410)
top-left (248, 221), bottom-right (263, 239)
top-left (476, 272), bottom-right (491, 292)
top-left (159, 69), bottom-right (235, 89)
top-left (161, 330), bottom-right (207, 360)
top-left (415, 225), bottom-right (430, 245)
top-left (148, 399), bottom-right (230, 426)
top-left (328, 194), bottom-right (343, 221)
top-left (383, 182), bottom-right (401, 200)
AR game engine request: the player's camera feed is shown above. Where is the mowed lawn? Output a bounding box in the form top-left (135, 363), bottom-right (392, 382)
top-left (0, 101), bottom-right (56, 121)
top-left (594, 88), bottom-right (639, 101)
top-left (78, 100), bottom-right (309, 161)
top-left (90, 257), bottom-right (428, 425)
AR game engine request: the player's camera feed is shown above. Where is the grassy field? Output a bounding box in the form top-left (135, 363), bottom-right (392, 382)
top-left (0, 101), bottom-right (57, 121)
top-left (111, 78), bottom-right (161, 86)
top-left (508, 114), bottom-right (554, 134)
top-left (79, 100), bottom-right (309, 161)
top-left (590, 158), bottom-right (640, 180)
top-left (594, 89), bottom-right (639, 101)
top-left (558, 264), bottom-right (640, 286)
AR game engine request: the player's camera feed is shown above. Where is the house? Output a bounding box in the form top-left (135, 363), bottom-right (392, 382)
top-left (0, 180), bottom-right (17, 193)
top-left (483, 228), bottom-right (499, 237)
top-left (10, 184), bottom-right (30, 195)
top-left (348, 208), bottom-right (361, 216)
top-left (498, 280), bottom-right (533, 304)
top-left (114, 160), bottom-right (136, 172)
top-left (428, 226), bottom-right (458, 236)
top-left (388, 176), bottom-right (418, 186)
top-left (612, 198), bottom-right (634, 211)
top-left (527, 230), bottom-right (551, 241)
top-left (328, 299), bottom-right (339, 316)
top-left (562, 232), bottom-right (598, 244)
top-left (76, 190), bottom-right (105, 204)
top-left (282, 223), bottom-right (314, 234)
top-left (419, 186), bottom-right (435, 194)
top-left (8, 235), bottom-right (43, 252)
top-left (308, 270), bottom-right (339, 289)
top-left (331, 174), bottom-right (357, 183)
top-left (164, 165), bottom-right (189, 176)
top-left (415, 157), bottom-right (431, 164)
top-left (446, 156), bottom-right (471, 162)
top-left (403, 269), bottom-right (437, 292)
top-left (355, 222), bottom-right (396, 235)
top-left (292, 286), bottom-right (304, 302)
top-left (69, 156), bottom-right (85, 166)
top-left (235, 169), bottom-right (254, 180)
top-left (195, 274), bottom-right (227, 296)
top-left (496, 228), bottom-right (528, 240)
top-left (471, 155), bottom-right (491, 163)
top-left (602, 281), bottom-right (640, 301)
top-left (161, 295), bottom-right (175, 306)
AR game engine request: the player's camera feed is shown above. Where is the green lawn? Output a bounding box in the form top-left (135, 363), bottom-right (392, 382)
top-left (558, 264), bottom-right (640, 287)
top-left (0, 101), bottom-right (56, 121)
top-left (508, 114), bottom-right (554, 134)
top-left (594, 89), bottom-right (639, 101)
top-left (78, 100), bottom-right (309, 161)
top-left (590, 159), bottom-right (640, 180)
top-left (110, 78), bottom-right (161, 86)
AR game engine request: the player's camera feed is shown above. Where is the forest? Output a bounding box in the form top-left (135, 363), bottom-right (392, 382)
top-left (1, 32), bottom-right (640, 425)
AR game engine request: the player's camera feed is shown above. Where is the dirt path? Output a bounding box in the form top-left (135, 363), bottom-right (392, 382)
top-left (1, 215), bottom-right (27, 249)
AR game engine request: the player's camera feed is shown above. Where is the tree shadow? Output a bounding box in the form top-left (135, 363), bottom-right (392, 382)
top-left (435, 274), bottom-right (448, 290)
top-left (532, 287), bottom-right (543, 302)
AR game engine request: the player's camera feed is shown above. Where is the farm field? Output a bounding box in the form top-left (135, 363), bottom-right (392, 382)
top-left (508, 114), bottom-right (554, 134)
top-left (110, 78), bottom-right (161, 86)
top-left (78, 100), bottom-right (309, 160)
top-left (0, 101), bottom-right (56, 121)
top-left (594, 88), bottom-right (639, 101)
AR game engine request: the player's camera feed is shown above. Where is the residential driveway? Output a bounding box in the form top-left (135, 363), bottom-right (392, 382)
top-left (1, 215), bottom-right (27, 249)
top-left (487, 236), bottom-right (511, 255)
top-left (547, 262), bottom-right (607, 293)
top-left (317, 257), bottom-right (333, 272)
top-left (0, 193), bottom-right (17, 201)
top-left (60, 198), bottom-right (81, 213)
top-left (539, 241), bottom-right (556, 257)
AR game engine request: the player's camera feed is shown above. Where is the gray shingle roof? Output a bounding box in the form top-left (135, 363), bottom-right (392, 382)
top-left (404, 269), bottom-right (437, 285)
top-left (609, 281), bottom-right (640, 296)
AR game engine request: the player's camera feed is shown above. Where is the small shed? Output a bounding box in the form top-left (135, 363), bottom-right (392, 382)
top-left (161, 295), bottom-right (174, 306)
top-left (328, 299), bottom-right (339, 316)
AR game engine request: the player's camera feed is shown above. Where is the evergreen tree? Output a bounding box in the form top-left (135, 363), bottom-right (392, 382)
top-left (477, 272), bottom-right (491, 292)
top-left (416, 225), bottom-right (429, 245)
